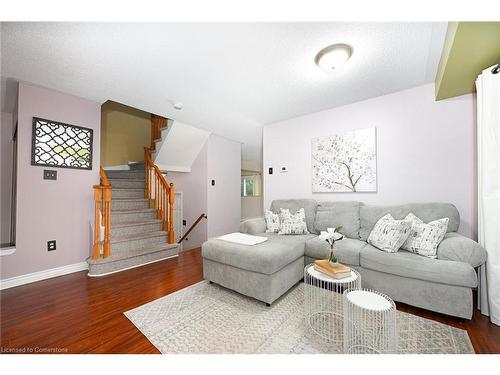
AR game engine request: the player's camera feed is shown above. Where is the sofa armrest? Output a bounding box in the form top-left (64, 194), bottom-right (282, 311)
top-left (437, 232), bottom-right (487, 268)
top-left (239, 217), bottom-right (267, 235)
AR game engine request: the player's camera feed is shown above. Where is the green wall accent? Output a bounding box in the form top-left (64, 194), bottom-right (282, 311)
top-left (100, 101), bottom-right (151, 167)
top-left (435, 22), bottom-right (500, 100)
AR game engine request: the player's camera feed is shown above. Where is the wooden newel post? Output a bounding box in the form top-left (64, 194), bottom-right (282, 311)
top-left (92, 186), bottom-right (102, 260)
top-left (102, 186), bottom-right (112, 258)
top-left (168, 183), bottom-right (175, 244)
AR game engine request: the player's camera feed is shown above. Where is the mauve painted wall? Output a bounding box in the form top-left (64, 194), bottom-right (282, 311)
top-left (1, 112), bottom-right (14, 244)
top-left (167, 142), bottom-right (208, 251)
top-left (207, 134), bottom-right (241, 238)
top-left (1, 82), bottom-right (101, 279)
top-left (263, 84), bottom-right (477, 239)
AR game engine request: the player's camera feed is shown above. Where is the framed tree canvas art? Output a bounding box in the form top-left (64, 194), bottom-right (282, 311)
top-left (312, 128), bottom-right (377, 192)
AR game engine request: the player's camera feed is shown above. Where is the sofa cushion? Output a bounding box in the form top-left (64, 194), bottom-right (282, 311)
top-left (202, 232), bottom-right (315, 275)
top-left (437, 232), bottom-right (488, 268)
top-left (270, 199), bottom-right (317, 234)
top-left (360, 244), bottom-right (477, 288)
top-left (359, 203), bottom-right (460, 241)
top-left (240, 217), bottom-right (266, 235)
top-left (314, 201), bottom-right (361, 239)
top-left (305, 237), bottom-right (364, 266)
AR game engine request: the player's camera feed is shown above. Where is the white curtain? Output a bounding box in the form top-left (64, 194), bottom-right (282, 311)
top-left (477, 64), bottom-right (500, 325)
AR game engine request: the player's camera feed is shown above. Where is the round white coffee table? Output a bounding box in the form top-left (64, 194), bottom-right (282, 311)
top-left (304, 263), bottom-right (361, 345)
top-left (343, 288), bottom-right (396, 354)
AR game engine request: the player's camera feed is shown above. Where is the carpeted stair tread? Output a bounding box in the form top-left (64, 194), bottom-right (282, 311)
top-left (108, 178), bottom-right (145, 182)
top-left (88, 242), bottom-right (179, 264)
top-left (112, 208), bottom-right (156, 214)
top-left (112, 188), bottom-right (144, 191)
top-left (111, 198), bottom-right (148, 202)
top-left (112, 219), bottom-right (161, 228)
top-left (106, 176), bottom-right (145, 180)
top-left (111, 230), bottom-right (167, 244)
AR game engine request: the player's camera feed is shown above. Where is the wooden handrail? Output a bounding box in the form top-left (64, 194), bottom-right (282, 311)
top-left (178, 213), bottom-right (207, 244)
top-left (150, 114), bottom-right (167, 151)
top-left (99, 166), bottom-right (110, 186)
top-left (92, 168), bottom-right (112, 260)
top-left (144, 147), bottom-right (175, 244)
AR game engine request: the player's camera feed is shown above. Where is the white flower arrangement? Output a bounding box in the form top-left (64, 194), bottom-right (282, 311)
top-left (318, 227), bottom-right (344, 264)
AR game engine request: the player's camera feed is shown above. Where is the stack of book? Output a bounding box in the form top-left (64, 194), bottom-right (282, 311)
top-left (313, 259), bottom-right (351, 279)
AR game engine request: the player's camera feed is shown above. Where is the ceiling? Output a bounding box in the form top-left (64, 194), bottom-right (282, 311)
top-left (435, 22), bottom-right (500, 100)
top-left (1, 22), bottom-right (447, 163)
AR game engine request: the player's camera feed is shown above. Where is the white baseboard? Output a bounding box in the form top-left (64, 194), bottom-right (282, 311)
top-left (0, 262), bottom-right (88, 290)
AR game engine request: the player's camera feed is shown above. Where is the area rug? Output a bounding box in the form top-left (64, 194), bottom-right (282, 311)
top-left (124, 281), bottom-right (474, 354)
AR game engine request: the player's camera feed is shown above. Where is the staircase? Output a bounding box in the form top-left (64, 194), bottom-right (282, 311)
top-left (87, 162), bottom-right (179, 276)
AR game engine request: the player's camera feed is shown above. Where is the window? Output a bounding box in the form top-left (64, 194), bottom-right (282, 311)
top-left (241, 173), bottom-right (261, 197)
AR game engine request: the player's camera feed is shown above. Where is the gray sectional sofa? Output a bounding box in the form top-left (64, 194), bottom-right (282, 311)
top-left (202, 199), bottom-right (487, 319)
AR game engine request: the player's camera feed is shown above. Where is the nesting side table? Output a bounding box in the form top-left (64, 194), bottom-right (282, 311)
top-left (304, 264), bottom-right (361, 345)
top-left (343, 288), bottom-right (397, 354)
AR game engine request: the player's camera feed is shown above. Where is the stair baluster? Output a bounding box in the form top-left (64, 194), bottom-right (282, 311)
top-left (144, 147), bottom-right (175, 244)
top-left (92, 167), bottom-right (112, 259)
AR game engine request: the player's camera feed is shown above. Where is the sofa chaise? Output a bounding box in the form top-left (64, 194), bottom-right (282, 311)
top-left (202, 199), bottom-right (487, 319)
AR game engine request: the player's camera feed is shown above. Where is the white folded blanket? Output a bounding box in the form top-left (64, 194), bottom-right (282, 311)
top-left (216, 232), bottom-right (268, 245)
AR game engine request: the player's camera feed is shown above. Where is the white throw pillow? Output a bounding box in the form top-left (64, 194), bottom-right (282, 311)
top-left (264, 209), bottom-right (281, 233)
top-left (278, 208), bottom-right (309, 235)
top-left (401, 213), bottom-right (449, 258)
top-left (367, 214), bottom-right (412, 253)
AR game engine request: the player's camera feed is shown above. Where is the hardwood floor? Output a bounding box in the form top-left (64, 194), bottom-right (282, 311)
top-left (1, 248), bottom-right (499, 354)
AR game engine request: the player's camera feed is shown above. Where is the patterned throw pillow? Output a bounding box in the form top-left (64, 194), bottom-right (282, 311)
top-left (401, 213), bottom-right (449, 258)
top-left (264, 209), bottom-right (281, 233)
top-left (278, 208), bottom-right (309, 235)
top-left (367, 214), bottom-right (412, 253)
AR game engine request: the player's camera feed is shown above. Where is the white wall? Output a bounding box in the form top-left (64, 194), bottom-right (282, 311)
top-left (167, 143), bottom-right (208, 251)
top-left (207, 135), bottom-right (242, 238)
top-left (1, 112), bottom-right (14, 244)
top-left (263, 84), bottom-right (476, 239)
top-left (167, 134), bottom-right (242, 247)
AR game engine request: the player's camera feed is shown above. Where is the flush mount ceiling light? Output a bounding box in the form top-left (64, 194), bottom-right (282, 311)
top-left (315, 43), bottom-right (353, 72)
top-left (167, 99), bottom-right (183, 110)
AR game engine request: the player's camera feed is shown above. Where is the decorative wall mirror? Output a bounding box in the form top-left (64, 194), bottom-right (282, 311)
top-left (31, 117), bottom-right (93, 170)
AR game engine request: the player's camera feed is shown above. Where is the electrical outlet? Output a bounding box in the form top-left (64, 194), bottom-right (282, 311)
top-left (47, 240), bottom-right (56, 251)
top-left (211, 179), bottom-right (216, 186)
top-left (43, 170), bottom-right (57, 180)
top-left (182, 220), bottom-right (187, 226)
top-left (268, 167), bottom-right (273, 175)
top-left (280, 166), bottom-right (288, 173)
